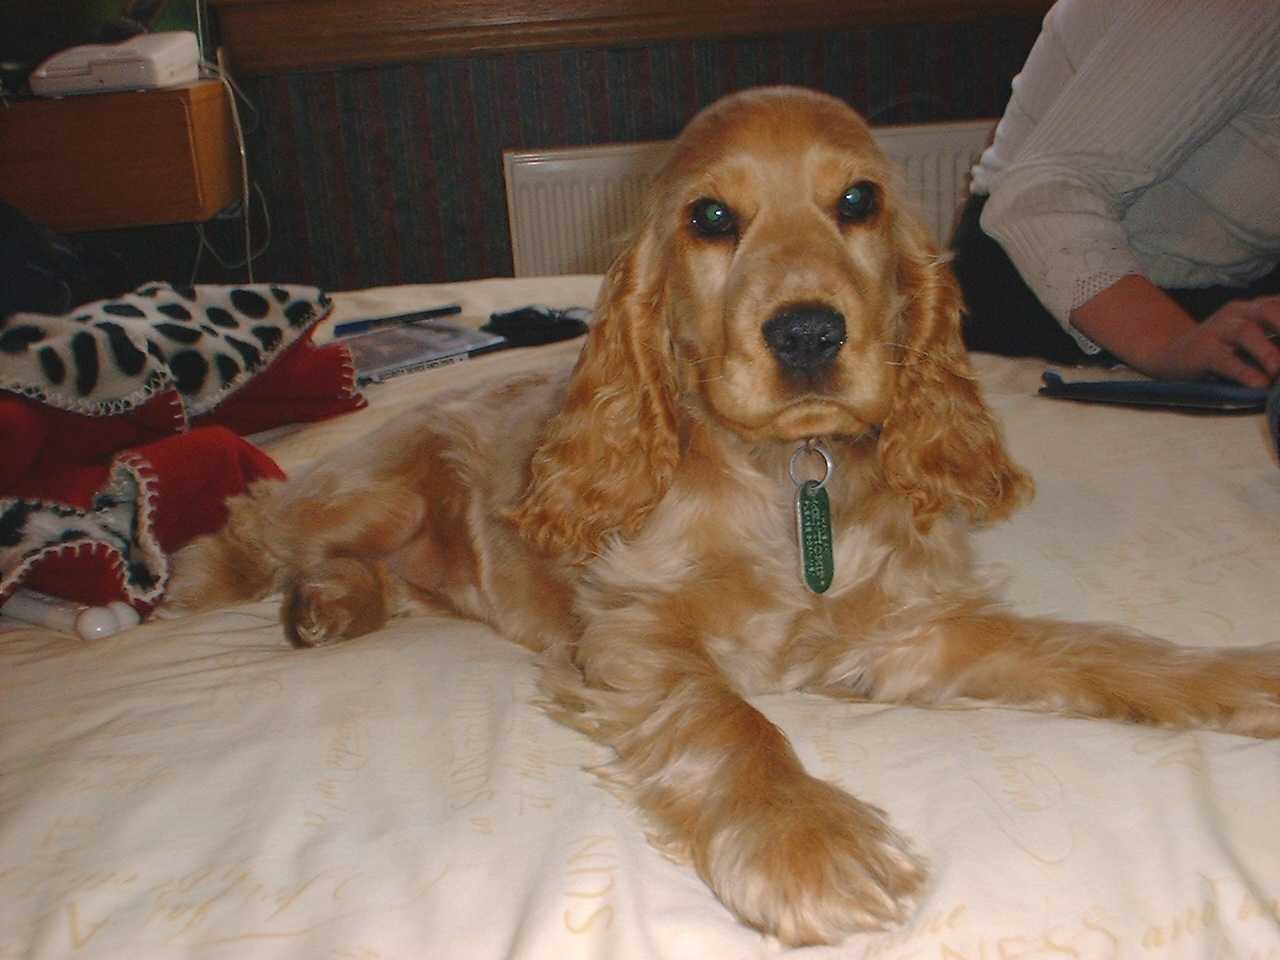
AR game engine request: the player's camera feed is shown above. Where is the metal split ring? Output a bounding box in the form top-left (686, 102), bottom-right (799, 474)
top-left (788, 438), bottom-right (833, 491)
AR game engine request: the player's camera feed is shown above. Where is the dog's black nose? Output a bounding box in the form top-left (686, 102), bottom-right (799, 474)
top-left (762, 305), bottom-right (847, 375)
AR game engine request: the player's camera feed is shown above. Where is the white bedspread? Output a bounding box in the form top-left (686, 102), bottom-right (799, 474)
top-left (3, 276), bottom-right (1278, 959)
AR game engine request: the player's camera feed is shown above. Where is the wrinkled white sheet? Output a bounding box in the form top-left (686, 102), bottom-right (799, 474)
top-left (3, 277), bottom-right (1278, 959)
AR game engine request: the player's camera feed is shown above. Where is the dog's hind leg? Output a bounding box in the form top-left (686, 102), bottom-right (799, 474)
top-left (824, 605), bottom-right (1280, 740)
top-left (283, 556), bottom-right (408, 647)
top-left (165, 469), bottom-right (427, 642)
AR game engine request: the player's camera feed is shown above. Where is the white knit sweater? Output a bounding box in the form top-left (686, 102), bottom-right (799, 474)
top-left (971, 0), bottom-right (1280, 352)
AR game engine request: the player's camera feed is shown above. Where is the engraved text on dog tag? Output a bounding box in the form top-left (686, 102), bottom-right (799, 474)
top-left (794, 480), bottom-right (834, 594)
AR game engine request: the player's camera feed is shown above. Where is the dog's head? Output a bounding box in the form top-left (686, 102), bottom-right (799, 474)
top-left (513, 86), bottom-right (1031, 559)
top-left (652, 86), bottom-right (904, 441)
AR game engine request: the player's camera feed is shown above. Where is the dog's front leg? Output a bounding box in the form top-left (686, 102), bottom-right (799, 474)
top-left (541, 617), bottom-right (925, 946)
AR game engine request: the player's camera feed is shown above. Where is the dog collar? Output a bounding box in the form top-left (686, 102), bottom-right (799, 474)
top-left (789, 439), bottom-right (835, 594)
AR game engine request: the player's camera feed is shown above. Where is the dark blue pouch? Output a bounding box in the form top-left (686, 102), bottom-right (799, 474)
top-left (1039, 371), bottom-right (1268, 412)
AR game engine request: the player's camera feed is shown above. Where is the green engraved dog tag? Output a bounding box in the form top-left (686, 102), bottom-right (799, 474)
top-left (794, 480), bottom-right (834, 594)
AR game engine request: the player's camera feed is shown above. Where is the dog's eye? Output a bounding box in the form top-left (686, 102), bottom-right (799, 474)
top-left (690, 198), bottom-right (737, 237)
top-left (836, 181), bottom-right (878, 223)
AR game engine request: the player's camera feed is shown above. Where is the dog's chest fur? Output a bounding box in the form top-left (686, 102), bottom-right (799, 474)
top-left (575, 438), bottom-right (918, 695)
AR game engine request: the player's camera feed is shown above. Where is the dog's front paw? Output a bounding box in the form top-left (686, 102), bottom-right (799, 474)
top-left (283, 559), bottom-right (393, 647)
top-left (701, 775), bottom-right (925, 946)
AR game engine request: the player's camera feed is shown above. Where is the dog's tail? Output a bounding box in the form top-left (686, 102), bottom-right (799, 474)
top-left (162, 479), bottom-right (290, 612)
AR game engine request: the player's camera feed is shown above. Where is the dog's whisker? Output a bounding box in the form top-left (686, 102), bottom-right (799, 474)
top-left (876, 339), bottom-right (980, 380)
top-left (684, 353), bottom-right (727, 366)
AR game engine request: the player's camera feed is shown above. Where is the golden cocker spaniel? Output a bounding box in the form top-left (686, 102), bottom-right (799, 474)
top-left (168, 86), bottom-right (1280, 946)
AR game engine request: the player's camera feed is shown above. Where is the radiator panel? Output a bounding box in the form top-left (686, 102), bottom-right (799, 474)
top-left (504, 121), bottom-right (992, 277)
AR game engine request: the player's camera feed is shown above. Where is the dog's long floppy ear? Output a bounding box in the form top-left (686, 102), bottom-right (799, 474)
top-left (877, 216), bottom-right (1033, 532)
top-left (509, 227), bottom-right (680, 561)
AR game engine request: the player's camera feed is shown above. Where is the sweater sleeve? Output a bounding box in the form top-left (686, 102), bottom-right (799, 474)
top-left (979, 0), bottom-right (1279, 351)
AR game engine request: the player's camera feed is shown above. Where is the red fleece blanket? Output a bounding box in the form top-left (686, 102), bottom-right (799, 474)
top-left (1, 283), bottom-right (366, 613)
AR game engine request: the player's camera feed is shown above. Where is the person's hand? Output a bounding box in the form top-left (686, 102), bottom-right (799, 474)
top-left (1072, 277), bottom-right (1280, 387)
top-left (1143, 295), bottom-right (1280, 388)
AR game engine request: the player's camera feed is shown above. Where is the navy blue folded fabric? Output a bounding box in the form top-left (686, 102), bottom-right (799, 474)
top-left (1039, 371), bottom-right (1268, 412)
top-left (481, 305), bottom-right (589, 347)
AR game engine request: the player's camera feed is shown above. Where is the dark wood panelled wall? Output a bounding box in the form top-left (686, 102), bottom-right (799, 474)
top-left (91, 1), bottom-right (1050, 289)
top-left (211, 0), bottom-right (1051, 74)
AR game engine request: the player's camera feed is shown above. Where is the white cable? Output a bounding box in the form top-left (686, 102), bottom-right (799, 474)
top-left (197, 51), bottom-right (256, 283)
top-left (218, 49), bottom-right (253, 282)
top-left (194, 0), bottom-right (207, 59)
top-left (190, 181), bottom-right (272, 280)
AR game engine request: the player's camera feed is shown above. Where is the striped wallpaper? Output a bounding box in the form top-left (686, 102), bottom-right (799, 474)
top-left (83, 15), bottom-right (1041, 291)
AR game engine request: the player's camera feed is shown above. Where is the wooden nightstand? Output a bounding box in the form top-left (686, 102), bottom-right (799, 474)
top-left (0, 79), bottom-right (239, 232)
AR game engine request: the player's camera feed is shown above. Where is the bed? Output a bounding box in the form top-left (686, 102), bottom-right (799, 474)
top-left (3, 275), bottom-right (1278, 958)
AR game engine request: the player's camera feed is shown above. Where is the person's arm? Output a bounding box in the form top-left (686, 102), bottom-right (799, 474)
top-left (1070, 275), bottom-right (1280, 387)
top-left (980, 0), bottom-right (1279, 365)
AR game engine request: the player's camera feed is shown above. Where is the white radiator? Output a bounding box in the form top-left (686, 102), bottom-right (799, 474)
top-left (503, 119), bottom-right (994, 278)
